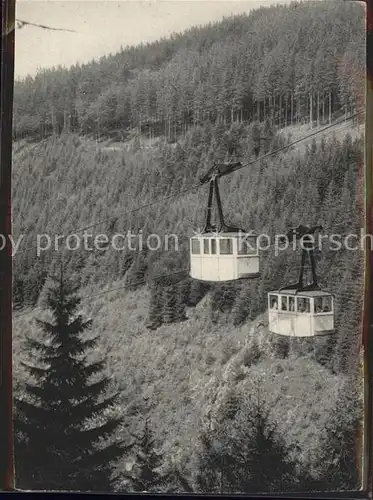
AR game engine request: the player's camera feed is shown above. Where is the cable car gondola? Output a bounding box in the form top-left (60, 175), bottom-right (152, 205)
top-left (190, 162), bottom-right (260, 282)
top-left (268, 224), bottom-right (334, 337)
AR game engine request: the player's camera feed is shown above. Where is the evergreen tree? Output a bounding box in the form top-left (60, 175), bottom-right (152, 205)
top-left (232, 284), bottom-right (253, 326)
top-left (146, 284), bottom-right (163, 330)
top-left (195, 384), bottom-right (299, 493)
top-left (194, 425), bottom-right (239, 494)
top-left (174, 281), bottom-right (188, 322)
top-left (313, 335), bottom-right (336, 369)
top-left (163, 285), bottom-right (177, 324)
top-left (124, 414), bottom-right (169, 492)
top-left (14, 269), bottom-right (127, 491)
top-left (234, 390), bottom-right (299, 493)
top-left (210, 283), bottom-right (237, 314)
top-left (125, 250), bottom-right (148, 290)
top-left (273, 335), bottom-right (290, 359)
top-left (312, 377), bottom-right (361, 491)
top-left (188, 280), bottom-right (209, 306)
top-left (217, 389), bottom-right (241, 422)
top-left (243, 337), bottom-right (262, 367)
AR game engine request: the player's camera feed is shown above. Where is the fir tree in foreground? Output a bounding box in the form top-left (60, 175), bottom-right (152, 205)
top-left (14, 270), bottom-right (127, 491)
top-left (311, 376), bottom-right (361, 491)
top-left (195, 383), bottom-right (300, 493)
top-left (123, 412), bottom-right (170, 492)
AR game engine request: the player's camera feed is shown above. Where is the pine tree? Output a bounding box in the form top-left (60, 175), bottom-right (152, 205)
top-left (125, 249), bottom-right (148, 290)
top-left (234, 390), bottom-right (299, 493)
top-left (218, 389), bottom-right (241, 422)
top-left (194, 425), bottom-right (239, 494)
top-left (188, 279), bottom-right (209, 306)
top-left (163, 285), bottom-right (177, 324)
top-left (210, 283), bottom-right (237, 314)
top-left (273, 335), bottom-right (290, 359)
top-left (243, 337), bottom-right (262, 367)
top-left (313, 335), bottom-right (336, 369)
top-left (14, 269), bottom-right (127, 491)
top-left (195, 384), bottom-right (299, 493)
top-left (174, 281), bottom-right (188, 322)
top-left (232, 284), bottom-right (253, 326)
top-left (124, 415), bottom-right (169, 492)
top-left (312, 377), bottom-right (361, 491)
top-left (146, 284), bottom-right (163, 330)
top-left (251, 121), bottom-right (262, 157)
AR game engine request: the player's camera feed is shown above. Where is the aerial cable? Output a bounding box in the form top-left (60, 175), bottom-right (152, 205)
top-left (14, 110), bottom-right (364, 259)
top-left (84, 269), bottom-right (188, 300)
top-left (14, 183), bottom-right (201, 257)
top-left (13, 268), bottom-right (190, 319)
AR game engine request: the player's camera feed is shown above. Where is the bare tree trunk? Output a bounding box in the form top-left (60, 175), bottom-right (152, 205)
top-left (68, 111), bottom-right (71, 132)
top-left (51, 108), bottom-right (56, 135)
top-left (329, 91), bottom-right (332, 125)
top-left (317, 91), bottom-right (320, 127)
top-left (322, 94), bottom-right (325, 124)
top-left (296, 94), bottom-right (299, 124)
top-left (285, 94), bottom-right (288, 129)
top-left (309, 93), bottom-right (313, 129)
top-left (291, 92), bottom-right (294, 126)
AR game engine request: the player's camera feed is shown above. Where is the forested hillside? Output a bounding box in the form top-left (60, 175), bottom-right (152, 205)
top-left (13, 0), bottom-right (365, 493)
top-left (13, 1), bottom-right (364, 141)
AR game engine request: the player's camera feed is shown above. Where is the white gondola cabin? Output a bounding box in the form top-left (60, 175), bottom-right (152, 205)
top-left (268, 290), bottom-right (334, 337)
top-left (190, 231), bottom-right (260, 282)
top-left (191, 162), bottom-right (261, 282)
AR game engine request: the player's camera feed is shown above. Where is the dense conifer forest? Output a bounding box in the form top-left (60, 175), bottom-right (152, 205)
top-left (13, 0), bottom-right (365, 493)
top-left (13, 1), bottom-right (364, 141)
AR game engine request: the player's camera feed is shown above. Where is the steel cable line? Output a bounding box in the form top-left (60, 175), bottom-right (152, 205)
top-left (13, 268), bottom-right (190, 319)
top-left (11, 112), bottom-right (365, 318)
top-left (14, 222), bottom-right (360, 319)
top-left (13, 227), bottom-right (364, 319)
top-left (255, 219), bottom-right (359, 254)
top-left (14, 110), bottom-right (364, 259)
top-left (207, 110), bottom-right (365, 178)
top-left (14, 183), bottom-right (201, 257)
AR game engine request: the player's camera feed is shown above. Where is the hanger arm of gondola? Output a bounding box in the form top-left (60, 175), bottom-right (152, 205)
top-left (285, 223), bottom-right (323, 241)
top-left (199, 161), bottom-right (242, 184)
top-left (279, 223), bottom-right (324, 293)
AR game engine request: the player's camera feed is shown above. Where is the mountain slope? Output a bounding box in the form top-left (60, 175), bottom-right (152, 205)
top-left (13, 279), bottom-right (353, 481)
top-left (13, 1), bottom-right (364, 142)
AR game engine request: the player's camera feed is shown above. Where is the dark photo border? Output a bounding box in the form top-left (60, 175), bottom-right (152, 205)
top-left (1, 0), bottom-right (372, 497)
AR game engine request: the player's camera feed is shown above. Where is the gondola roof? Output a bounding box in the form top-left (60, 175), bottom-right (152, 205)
top-left (273, 289), bottom-right (333, 297)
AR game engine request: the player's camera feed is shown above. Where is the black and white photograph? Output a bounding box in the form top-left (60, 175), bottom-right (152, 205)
top-left (10, 0), bottom-right (366, 493)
